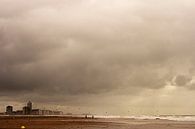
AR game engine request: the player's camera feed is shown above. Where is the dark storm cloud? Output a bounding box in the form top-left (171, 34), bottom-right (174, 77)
top-left (0, 0), bottom-right (195, 104)
top-left (171, 74), bottom-right (195, 90)
top-left (174, 75), bottom-right (192, 87)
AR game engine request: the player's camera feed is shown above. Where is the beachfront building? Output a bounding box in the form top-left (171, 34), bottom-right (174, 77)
top-left (23, 106), bottom-right (31, 115)
top-left (31, 109), bottom-right (63, 115)
top-left (6, 106), bottom-right (13, 115)
top-left (27, 101), bottom-right (32, 112)
top-left (4, 101), bottom-right (63, 115)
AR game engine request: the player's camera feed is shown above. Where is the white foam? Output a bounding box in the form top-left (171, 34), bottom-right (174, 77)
top-left (95, 115), bottom-right (195, 121)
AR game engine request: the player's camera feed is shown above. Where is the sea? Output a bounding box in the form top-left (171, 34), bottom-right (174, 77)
top-left (1, 114), bottom-right (195, 121)
top-left (95, 115), bottom-right (195, 121)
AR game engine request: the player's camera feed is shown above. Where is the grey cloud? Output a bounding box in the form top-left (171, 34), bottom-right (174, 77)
top-left (0, 0), bottom-right (195, 105)
top-left (174, 75), bottom-right (192, 87)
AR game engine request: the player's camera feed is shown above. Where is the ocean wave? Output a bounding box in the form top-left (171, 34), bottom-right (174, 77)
top-left (95, 115), bottom-right (195, 121)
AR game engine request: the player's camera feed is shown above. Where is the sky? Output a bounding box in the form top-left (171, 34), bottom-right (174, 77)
top-left (0, 0), bottom-right (195, 115)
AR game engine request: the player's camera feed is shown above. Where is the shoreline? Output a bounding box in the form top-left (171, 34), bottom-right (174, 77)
top-left (1, 115), bottom-right (195, 122)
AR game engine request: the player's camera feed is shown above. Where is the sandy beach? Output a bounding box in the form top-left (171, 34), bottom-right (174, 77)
top-left (0, 116), bottom-right (195, 129)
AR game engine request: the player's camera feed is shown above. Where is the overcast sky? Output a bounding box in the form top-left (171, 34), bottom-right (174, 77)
top-left (0, 0), bottom-right (195, 115)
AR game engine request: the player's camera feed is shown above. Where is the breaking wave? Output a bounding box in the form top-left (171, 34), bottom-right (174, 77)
top-left (95, 115), bottom-right (195, 121)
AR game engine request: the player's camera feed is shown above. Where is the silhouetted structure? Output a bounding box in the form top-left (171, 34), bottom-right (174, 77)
top-left (4, 101), bottom-right (63, 115)
top-left (27, 101), bottom-right (32, 113)
top-left (23, 106), bottom-right (31, 115)
top-left (6, 106), bottom-right (13, 115)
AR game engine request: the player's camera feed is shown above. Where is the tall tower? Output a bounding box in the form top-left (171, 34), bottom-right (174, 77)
top-left (27, 101), bottom-right (32, 114)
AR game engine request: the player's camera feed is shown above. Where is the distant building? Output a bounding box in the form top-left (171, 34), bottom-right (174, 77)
top-left (31, 109), bottom-right (42, 115)
top-left (31, 109), bottom-right (63, 115)
top-left (16, 110), bottom-right (23, 115)
top-left (4, 101), bottom-right (63, 115)
top-left (53, 111), bottom-right (63, 115)
top-left (23, 106), bottom-right (31, 115)
top-left (12, 110), bottom-right (23, 115)
top-left (27, 101), bottom-right (32, 113)
top-left (6, 106), bottom-right (13, 115)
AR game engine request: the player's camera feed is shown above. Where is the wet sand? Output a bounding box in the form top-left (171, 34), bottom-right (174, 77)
top-left (0, 116), bottom-right (195, 129)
